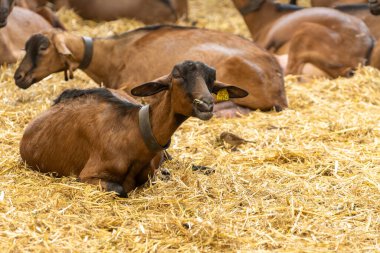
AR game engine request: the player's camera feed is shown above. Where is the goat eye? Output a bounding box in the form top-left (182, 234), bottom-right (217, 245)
top-left (39, 45), bottom-right (49, 51)
top-left (172, 69), bottom-right (181, 79)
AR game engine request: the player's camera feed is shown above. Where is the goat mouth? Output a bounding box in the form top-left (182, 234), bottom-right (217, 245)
top-left (193, 99), bottom-right (214, 120)
top-left (193, 107), bottom-right (213, 121)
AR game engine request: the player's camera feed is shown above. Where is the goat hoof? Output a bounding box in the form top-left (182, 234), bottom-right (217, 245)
top-left (106, 182), bottom-right (128, 198)
top-left (160, 168), bottom-right (171, 176)
top-left (163, 151), bottom-right (173, 161)
top-left (156, 167), bottom-right (171, 181)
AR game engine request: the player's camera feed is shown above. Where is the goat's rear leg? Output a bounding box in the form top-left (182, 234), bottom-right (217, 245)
top-left (214, 101), bottom-right (251, 118)
top-left (285, 23), bottom-right (340, 78)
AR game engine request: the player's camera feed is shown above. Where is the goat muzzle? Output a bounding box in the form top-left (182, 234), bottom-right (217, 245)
top-left (193, 99), bottom-right (214, 120)
top-left (14, 70), bottom-right (34, 89)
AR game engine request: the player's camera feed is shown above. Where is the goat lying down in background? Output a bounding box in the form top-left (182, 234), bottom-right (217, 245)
top-left (20, 61), bottom-right (248, 197)
top-left (27, 0), bottom-right (188, 24)
top-left (232, 0), bottom-right (374, 78)
top-left (0, 0), bottom-right (63, 64)
top-left (14, 25), bottom-right (288, 117)
top-left (0, 0), bottom-right (64, 29)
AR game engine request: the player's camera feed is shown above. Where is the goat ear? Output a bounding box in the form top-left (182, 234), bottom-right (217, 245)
top-left (52, 33), bottom-right (72, 56)
top-left (131, 82), bottom-right (169, 97)
top-left (212, 81), bottom-right (249, 99)
top-left (131, 75), bottom-right (171, 97)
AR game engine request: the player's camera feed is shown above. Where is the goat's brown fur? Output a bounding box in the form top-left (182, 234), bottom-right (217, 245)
top-left (290, 1), bottom-right (380, 70)
top-left (20, 61), bottom-right (248, 196)
top-left (14, 26), bottom-right (288, 116)
top-left (232, 0), bottom-right (374, 78)
top-left (0, 6), bottom-right (52, 64)
top-left (31, 0), bottom-right (188, 24)
top-left (14, 0), bottom-right (65, 29)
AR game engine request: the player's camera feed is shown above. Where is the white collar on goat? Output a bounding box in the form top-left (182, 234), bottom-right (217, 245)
top-left (139, 104), bottom-right (171, 152)
top-left (64, 36), bottom-right (93, 81)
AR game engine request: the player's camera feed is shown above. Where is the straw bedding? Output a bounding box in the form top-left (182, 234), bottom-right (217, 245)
top-left (0, 0), bottom-right (379, 252)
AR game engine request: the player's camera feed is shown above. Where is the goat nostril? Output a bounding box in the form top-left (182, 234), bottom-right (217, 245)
top-left (346, 70), bottom-right (355, 78)
top-left (14, 73), bottom-right (25, 81)
top-left (194, 99), bottom-right (213, 112)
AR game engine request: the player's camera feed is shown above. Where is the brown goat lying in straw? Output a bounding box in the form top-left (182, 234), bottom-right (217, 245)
top-left (289, 1), bottom-right (380, 65)
top-left (0, 1), bottom-right (53, 64)
top-left (20, 61), bottom-right (248, 197)
top-left (14, 0), bottom-right (65, 29)
top-left (26, 0), bottom-right (188, 24)
top-left (14, 25), bottom-right (288, 116)
top-left (0, 0), bottom-right (64, 29)
top-left (0, 0), bottom-right (64, 64)
top-left (288, 2), bottom-right (380, 71)
top-left (232, 0), bottom-right (374, 78)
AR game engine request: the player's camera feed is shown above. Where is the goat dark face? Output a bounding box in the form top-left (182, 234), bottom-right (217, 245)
top-left (170, 61), bottom-right (218, 120)
top-left (0, 0), bottom-right (15, 28)
top-left (14, 32), bottom-right (69, 89)
top-left (131, 61), bottom-right (249, 121)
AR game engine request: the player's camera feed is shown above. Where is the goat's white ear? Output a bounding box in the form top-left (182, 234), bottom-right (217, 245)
top-left (212, 81), bottom-right (249, 99)
top-left (131, 82), bottom-right (169, 97)
top-left (52, 33), bottom-right (72, 56)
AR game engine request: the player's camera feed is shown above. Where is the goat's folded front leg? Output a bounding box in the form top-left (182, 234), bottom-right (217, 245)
top-left (79, 177), bottom-right (127, 197)
top-left (78, 161), bottom-right (128, 197)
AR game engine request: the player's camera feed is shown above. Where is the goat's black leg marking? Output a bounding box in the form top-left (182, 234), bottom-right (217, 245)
top-left (106, 182), bottom-right (128, 198)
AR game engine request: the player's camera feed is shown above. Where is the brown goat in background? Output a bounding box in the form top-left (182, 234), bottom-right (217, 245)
top-left (14, 25), bottom-right (288, 117)
top-left (0, 4), bottom-right (52, 64)
top-left (26, 0), bottom-right (188, 24)
top-left (232, 0), bottom-right (374, 78)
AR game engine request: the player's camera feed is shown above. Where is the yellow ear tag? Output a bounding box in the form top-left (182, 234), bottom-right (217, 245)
top-left (216, 88), bottom-right (229, 102)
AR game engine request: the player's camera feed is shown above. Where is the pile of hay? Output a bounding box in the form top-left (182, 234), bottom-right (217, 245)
top-left (0, 0), bottom-right (379, 251)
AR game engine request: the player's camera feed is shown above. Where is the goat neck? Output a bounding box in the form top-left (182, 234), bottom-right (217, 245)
top-left (139, 91), bottom-right (187, 152)
top-left (233, 0), bottom-right (295, 41)
top-left (62, 34), bottom-right (124, 87)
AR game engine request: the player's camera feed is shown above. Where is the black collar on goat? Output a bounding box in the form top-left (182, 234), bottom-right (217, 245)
top-left (64, 36), bottom-right (93, 81)
top-left (139, 104), bottom-right (171, 152)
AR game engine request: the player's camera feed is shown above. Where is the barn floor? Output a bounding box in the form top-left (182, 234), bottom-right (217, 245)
top-left (0, 0), bottom-right (379, 252)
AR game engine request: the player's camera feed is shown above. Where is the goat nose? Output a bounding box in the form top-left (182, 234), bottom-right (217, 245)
top-left (194, 98), bottom-right (214, 112)
top-left (14, 72), bottom-right (25, 81)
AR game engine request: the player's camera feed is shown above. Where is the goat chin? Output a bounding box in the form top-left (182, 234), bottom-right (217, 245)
top-left (193, 110), bottom-right (214, 121)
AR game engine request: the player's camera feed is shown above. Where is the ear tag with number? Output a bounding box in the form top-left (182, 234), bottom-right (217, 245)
top-left (216, 88), bottom-right (229, 101)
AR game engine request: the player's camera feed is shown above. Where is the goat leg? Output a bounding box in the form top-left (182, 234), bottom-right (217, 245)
top-left (79, 177), bottom-right (127, 197)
